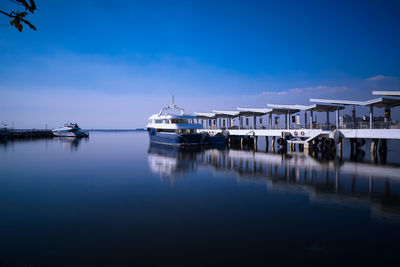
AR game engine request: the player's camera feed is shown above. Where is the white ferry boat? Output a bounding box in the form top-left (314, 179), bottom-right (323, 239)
top-left (146, 97), bottom-right (204, 146)
top-left (52, 122), bottom-right (89, 137)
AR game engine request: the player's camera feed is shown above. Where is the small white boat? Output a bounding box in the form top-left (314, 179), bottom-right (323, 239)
top-left (52, 122), bottom-right (89, 137)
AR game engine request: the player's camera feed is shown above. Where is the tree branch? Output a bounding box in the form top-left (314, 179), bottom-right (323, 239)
top-left (0, 10), bottom-right (12, 17)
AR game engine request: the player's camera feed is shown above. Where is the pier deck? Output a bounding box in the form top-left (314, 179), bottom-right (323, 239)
top-left (201, 128), bottom-right (400, 140)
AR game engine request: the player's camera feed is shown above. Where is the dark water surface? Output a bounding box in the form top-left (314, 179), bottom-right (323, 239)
top-left (1, 132), bottom-right (400, 266)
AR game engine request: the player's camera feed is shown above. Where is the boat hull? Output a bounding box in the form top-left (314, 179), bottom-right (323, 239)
top-left (52, 130), bottom-right (89, 137)
top-left (147, 129), bottom-right (203, 146)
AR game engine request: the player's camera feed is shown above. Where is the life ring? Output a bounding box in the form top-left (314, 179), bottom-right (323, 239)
top-left (294, 131), bottom-right (298, 136)
top-left (300, 131), bottom-right (305, 136)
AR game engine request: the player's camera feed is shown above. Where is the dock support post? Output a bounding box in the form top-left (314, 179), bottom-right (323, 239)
top-left (240, 138), bottom-right (244, 149)
top-left (379, 139), bottom-right (387, 164)
top-left (371, 139), bottom-right (379, 162)
top-left (336, 107), bottom-right (339, 129)
top-left (350, 138), bottom-right (356, 153)
top-left (285, 113), bottom-right (288, 129)
top-left (271, 136), bottom-right (275, 152)
top-left (371, 139), bottom-right (378, 154)
top-left (254, 136), bottom-right (258, 150)
top-left (326, 111), bottom-right (330, 126)
top-left (338, 137), bottom-right (343, 159)
top-left (369, 106), bottom-right (373, 129)
top-left (265, 136), bottom-right (269, 151)
top-left (310, 111), bottom-right (313, 130)
top-left (304, 111), bottom-right (307, 129)
top-left (269, 114), bottom-right (272, 129)
top-left (379, 139), bottom-right (387, 153)
top-left (290, 143), bottom-right (295, 151)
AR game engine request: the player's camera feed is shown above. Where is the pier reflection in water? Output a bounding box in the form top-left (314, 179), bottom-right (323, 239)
top-left (2, 132), bottom-right (400, 266)
top-left (148, 143), bottom-right (400, 220)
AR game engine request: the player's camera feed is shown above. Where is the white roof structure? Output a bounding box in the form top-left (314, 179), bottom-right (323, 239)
top-left (267, 104), bottom-right (310, 110)
top-left (194, 112), bottom-right (216, 119)
top-left (237, 108), bottom-right (272, 116)
top-left (310, 97), bottom-right (400, 108)
top-left (267, 104), bottom-right (345, 112)
top-left (306, 104), bottom-right (345, 112)
top-left (372, 91), bottom-right (400, 97)
top-left (266, 104), bottom-right (300, 114)
top-left (363, 97), bottom-right (400, 108)
top-left (310, 98), bottom-right (365, 106)
top-left (212, 110), bottom-right (240, 118)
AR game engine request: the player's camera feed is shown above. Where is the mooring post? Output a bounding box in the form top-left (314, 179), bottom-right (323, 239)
top-left (254, 136), bottom-right (258, 150)
top-left (271, 136), bottom-right (275, 152)
top-left (240, 138), bottom-right (244, 149)
top-left (338, 137), bottom-right (343, 159)
top-left (379, 138), bottom-right (387, 154)
top-left (265, 136), bottom-right (269, 151)
top-left (371, 138), bottom-right (378, 154)
top-left (350, 138), bottom-right (356, 153)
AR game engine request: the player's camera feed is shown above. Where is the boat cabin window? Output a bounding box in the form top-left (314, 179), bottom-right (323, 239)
top-left (156, 129), bottom-right (175, 133)
top-left (177, 129), bottom-right (196, 134)
top-left (154, 120), bottom-right (163, 124)
top-left (170, 119), bottom-right (189, 124)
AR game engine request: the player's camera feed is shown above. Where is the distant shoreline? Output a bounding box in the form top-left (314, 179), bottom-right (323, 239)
top-left (2, 128), bottom-right (146, 132)
top-left (87, 129), bottom-right (146, 132)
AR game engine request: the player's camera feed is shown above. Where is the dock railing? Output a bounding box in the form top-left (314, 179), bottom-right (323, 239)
top-left (207, 121), bottom-right (400, 131)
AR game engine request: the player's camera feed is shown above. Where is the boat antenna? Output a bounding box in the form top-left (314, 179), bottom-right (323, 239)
top-left (158, 95), bottom-right (185, 115)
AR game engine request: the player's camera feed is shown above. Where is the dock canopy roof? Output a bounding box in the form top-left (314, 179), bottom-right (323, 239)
top-left (212, 110), bottom-right (240, 118)
top-left (372, 91), bottom-right (400, 97)
top-left (306, 104), bottom-right (345, 112)
top-left (237, 107), bottom-right (272, 116)
top-left (310, 98), bottom-right (365, 106)
top-left (267, 104), bottom-right (344, 112)
top-left (266, 104), bottom-right (300, 114)
top-left (363, 97), bottom-right (400, 108)
top-left (194, 112), bottom-right (216, 119)
top-left (311, 97), bottom-right (400, 108)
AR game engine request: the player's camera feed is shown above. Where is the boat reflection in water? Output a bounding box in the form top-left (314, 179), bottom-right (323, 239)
top-left (53, 136), bottom-right (88, 152)
top-left (147, 143), bottom-right (400, 220)
top-left (147, 144), bottom-right (203, 184)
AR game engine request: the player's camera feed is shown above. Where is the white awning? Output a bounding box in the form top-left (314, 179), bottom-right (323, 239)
top-left (212, 110), bottom-right (240, 117)
top-left (237, 107), bottom-right (272, 116)
top-left (372, 91), bottom-right (400, 97)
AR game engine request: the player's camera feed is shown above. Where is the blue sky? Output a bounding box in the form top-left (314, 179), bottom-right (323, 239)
top-left (1, 0), bottom-right (400, 128)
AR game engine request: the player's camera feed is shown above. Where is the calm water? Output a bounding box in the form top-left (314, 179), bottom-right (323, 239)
top-left (1, 132), bottom-right (400, 266)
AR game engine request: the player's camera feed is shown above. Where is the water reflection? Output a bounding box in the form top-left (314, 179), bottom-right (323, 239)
top-left (0, 136), bottom-right (87, 152)
top-left (147, 144), bottom-right (202, 184)
top-left (53, 137), bottom-right (87, 151)
top-left (147, 144), bottom-right (400, 219)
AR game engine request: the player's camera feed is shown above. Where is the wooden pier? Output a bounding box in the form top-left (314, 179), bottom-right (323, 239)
top-left (0, 129), bottom-right (53, 140)
top-left (196, 90), bottom-right (400, 155)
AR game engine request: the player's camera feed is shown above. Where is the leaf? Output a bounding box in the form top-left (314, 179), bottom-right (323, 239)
top-left (29, 0), bottom-right (37, 13)
top-left (15, 0), bottom-right (36, 14)
top-left (22, 18), bottom-right (36, 31)
top-left (10, 17), bottom-right (23, 32)
top-left (17, 12), bottom-right (28, 17)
